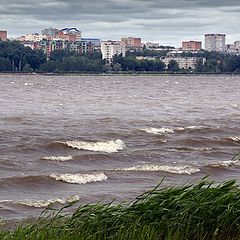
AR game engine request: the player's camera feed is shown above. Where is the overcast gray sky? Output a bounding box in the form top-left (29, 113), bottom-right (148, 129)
top-left (0, 0), bottom-right (239, 46)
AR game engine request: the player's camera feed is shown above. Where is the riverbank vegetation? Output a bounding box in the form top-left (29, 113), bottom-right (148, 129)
top-left (0, 41), bottom-right (46, 72)
top-left (1, 179), bottom-right (240, 240)
top-left (0, 41), bottom-right (240, 73)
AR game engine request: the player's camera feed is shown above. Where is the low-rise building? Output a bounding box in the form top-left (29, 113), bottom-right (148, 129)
top-left (21, 41), bottom-right (39, 50)
top-left (81, 38), bottom-right (101, 46)
top-left (81, 38), bottom-right (101, 52)
top-left (37, 39), bottom-right (95, 57)
top-left (226, 44), bottom-right (236, 53)
top-left (17, 33), bottom-right (46, 42)
top-left (121, 37), bottom-right (142, 49)
top-left (161, 57), bottom-right (205, 70)
top-left (182, 41), bottom-right (202, 51)
top-left (144, 42), bottom-right (160, 49)
top-left (136, 56), bottom-right (157, 61)
top-left (67, 41), bottom-right (94, 54)
top-left (135, 56), bottom-right (204, 70)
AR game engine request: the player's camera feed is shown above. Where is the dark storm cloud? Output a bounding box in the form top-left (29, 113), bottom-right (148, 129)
top-left (0, 0), bottom-right (239, 45)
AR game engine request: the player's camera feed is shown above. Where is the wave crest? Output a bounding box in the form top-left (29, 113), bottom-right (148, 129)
top-left (120, 165), bottom-right (200, 175)
top-left (171, 147), bottom-right (213, 152)
top-left (141, 126), bottom-right (205, 135)
top-left (56, 139), bottom-right (125, 153)
top-left (226, 136), bottom-right (240, 142)
top-left (1, 195), bottom-right (80, 208)
top-left (42, 156), bottom-right (73, 161)
top-left (210, 160), bottom-right (240, 168)
top-left (50, 172), bottom-right (108, 184)
top-left (141, 128), bottom-right (174, 134)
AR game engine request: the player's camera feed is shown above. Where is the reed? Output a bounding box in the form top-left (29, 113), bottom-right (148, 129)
top-left (1, 179), bottom-right (240, 240)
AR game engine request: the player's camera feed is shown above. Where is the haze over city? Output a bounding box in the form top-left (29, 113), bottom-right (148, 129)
top-left (1, 0), bottom-right (240, 46)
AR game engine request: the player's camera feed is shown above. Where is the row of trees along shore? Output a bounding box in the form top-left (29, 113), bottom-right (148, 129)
top-left (1, 41), bottom-right (240, 73)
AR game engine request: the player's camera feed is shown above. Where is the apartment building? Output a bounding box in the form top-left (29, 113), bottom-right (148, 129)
top-left (101, 41), bottom-right (126, 63)
top-left (234, 41), bottom-right (240, 51)
top-left (161, 57), bottom-right (205, 70)
top-left (18, 33), bottom-right (46, 42)
top-left (57, 28), bottom-right (81, 42)
top-left (0, 30), bottom-right (7, 41)
top-left (182, 41), bottom-right (202, 51)
top-left (205, 34), bottom-right (226, 52)
top-left (41, 27), bottom-right (59, 38)
top-left (121, 37), bottom-right (142, 48)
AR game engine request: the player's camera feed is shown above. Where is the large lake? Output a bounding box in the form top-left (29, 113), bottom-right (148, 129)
top-left (0, 74), bottom-right (239, 221)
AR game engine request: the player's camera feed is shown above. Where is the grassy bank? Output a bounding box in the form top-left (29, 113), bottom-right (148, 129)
top-left (1, 179), bottom-right (240, 240)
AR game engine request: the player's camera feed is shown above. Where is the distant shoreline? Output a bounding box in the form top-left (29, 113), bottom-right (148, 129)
top-left (0, 72), bottom-right (239, 76)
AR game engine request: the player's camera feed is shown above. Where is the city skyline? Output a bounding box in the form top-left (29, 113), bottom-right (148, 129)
top-left (1, 0), bottom-right (240, 46)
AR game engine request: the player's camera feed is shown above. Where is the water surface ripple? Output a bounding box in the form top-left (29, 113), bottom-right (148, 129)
top-left (0, 74), bottom-right (239, 220)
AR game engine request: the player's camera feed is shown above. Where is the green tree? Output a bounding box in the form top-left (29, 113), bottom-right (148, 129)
top-left (22, 63), bottom-right (33, 72)
top-left (0, 57), bottom-right (11, 71)
top-left (49, 49), bottom-right (72, 62)
top-left (195, 58), bottom-right (204, 72)
top-left (0, 41), bottom-right (46, 72)
top-left (40, 61), bottom-right (59, 72)
top-left (154, 60), bottom-right (165, 71)
top-left (168, 60), bottom-right (179, 72)
top-left (113, 63), bottom-right (122, 72)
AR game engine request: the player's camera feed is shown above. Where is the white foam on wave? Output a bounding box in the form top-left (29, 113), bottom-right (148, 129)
top-left (173, 147), bottom-right (213, 152)
top-left (120, 164), bottom-right (200, 175)
top-left (175, 126), bottom-right (205, 131)
top-left (210, 160), bottom-right (240, 168)
top-left (141, 126), bottom-right (205, 135)
top-left (1, 195), bottom-right (80, 208)
top-left (175, 127), bottom-right (185, 131)
top-left (56, 139), bottom-right (125, 153)
top-left (185, 126), bottom-right (204, 130)
top-left (227, 136), bottom-right (240, 142)
top-left (191, 147), bottom-right (213, 151)
top-left (50, 172), bottom-right (108, 184)
top-left (141, 127), bottom-right (174, 134)
top-left (42, 155), bottom-right (73, 162)
top-left (23, 83), bottom-right (33, 86)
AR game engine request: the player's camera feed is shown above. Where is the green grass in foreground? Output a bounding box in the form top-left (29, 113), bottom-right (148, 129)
top-left (1, 179), bottom-right (240, 240)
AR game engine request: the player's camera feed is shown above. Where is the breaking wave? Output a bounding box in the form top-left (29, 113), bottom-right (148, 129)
top-left (209, 160), bottom-right (240, 168)
top-left (141, 126), bottom-right (205, 135)
top-left (56, 139), bottom-right (125, 153)
top-left (141, 127), bottom-right (174, 134)
top-left (120, 165), bottom-right (200, 175)
top-left (1, 195), bottom-right (80, 208)
top-left (42, 155), bottom-right (73, 162)
top-left (226, 136), bottom-right (240, 142)
top-left (50, 172), bottom-right (108, 184)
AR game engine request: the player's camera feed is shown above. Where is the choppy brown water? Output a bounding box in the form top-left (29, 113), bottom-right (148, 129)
top-left (0, 74), bottom-right (239, 221)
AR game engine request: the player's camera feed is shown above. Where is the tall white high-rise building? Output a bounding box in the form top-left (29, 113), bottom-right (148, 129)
top-left (205, 34), bottom-right (226, 52)
top-left (101, 41), bottom-right (126, 63)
